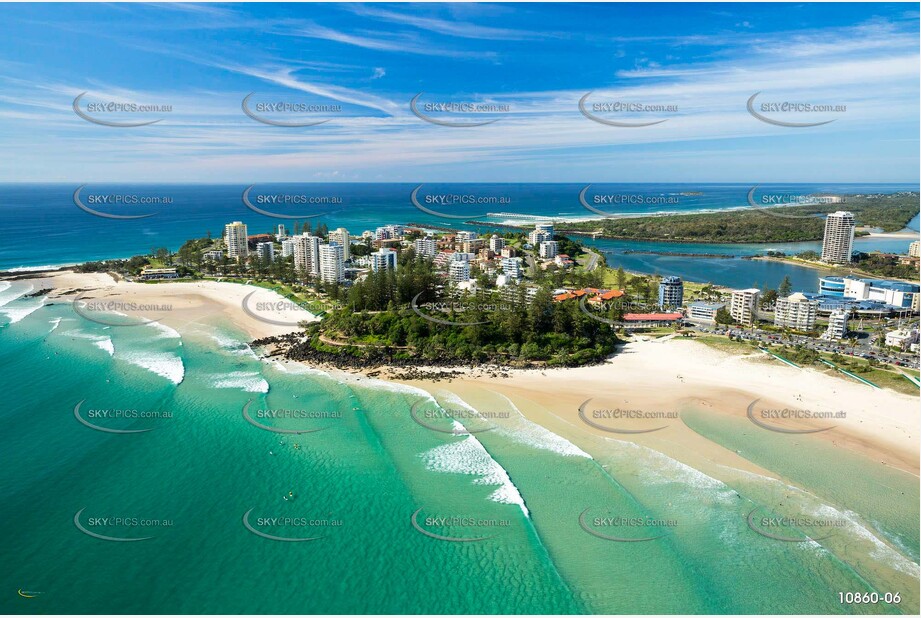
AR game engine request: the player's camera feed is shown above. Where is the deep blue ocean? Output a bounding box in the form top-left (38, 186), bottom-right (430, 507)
top-left (1, 183), bottom-right (917, 291)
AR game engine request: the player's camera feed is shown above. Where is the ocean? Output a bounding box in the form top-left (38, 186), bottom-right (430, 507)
top-left (1, 183), bottom-right (918, 291)
top-left (0, 278), bottom-right (918, 614)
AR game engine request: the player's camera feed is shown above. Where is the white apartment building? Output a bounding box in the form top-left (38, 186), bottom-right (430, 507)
top-left (501, 257), bottom-right (523, 280)
top-left (539, 240), bottom-right (559, 259)
top-left (374, 225), bottom-right (404, 241)
top-left (885, 328), bottom-right (919, 350)
top-left (414, 236), bottom-right (437, 258)
top-left (528, 229), bottom-right (552, 245)
top-left (687, 302), bottom-right (726, 325)
top-left (823, 309), bottom-right (849, 340)
top-left (773, 293), bottom-right (818, 330)
top-left (455, 230), bottom-right (476, 242)
top-left (730, 288), bottom-right (760, 325)
top-left (319, 243), bottom-right (345, 283)
top-left (293, 234), bottom-right (320, 276)
top-left (535, 223), bottom-right (554, 237)
top-left (256, 242), bottom-right (275, 263)
top-left (224, 221), bottom-right (249, 259)
top-left (449, 260), bottom-right (471, 285)
top-left (370, 248), bottom-right (398, 272)
top-left (276, 224), bottom-right (287, 240)
top-left (488, 235), bottom-right (505, 253)
top-left (203, 250), bottom-right (223, 262)
top-left (328, 228), bottom-right (351, 261)
top-left (281, 239), bottom-right (297, 258)
top-left (820, 211), bottom-right (855, 264)
top-left (910, 240), bottom-right (920, 258)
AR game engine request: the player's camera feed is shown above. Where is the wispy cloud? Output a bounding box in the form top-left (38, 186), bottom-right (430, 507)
top-left (277, 22), bottom-right (496, 59)
top-left (345, 4), bottom-right (547, 41)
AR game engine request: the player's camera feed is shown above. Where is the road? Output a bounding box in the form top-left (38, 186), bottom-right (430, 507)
top-left (689, 324), bottom-right (920, 370)
top-left (583, 250), bottom-right (600, 272)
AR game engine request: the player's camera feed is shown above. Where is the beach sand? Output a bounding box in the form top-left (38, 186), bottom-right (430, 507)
top-left (20, 270), bottom-right (317, 339)
top-left (400, 337), bottom-right (920, 480)
top-left (28, 269), bottom-right (918, 478)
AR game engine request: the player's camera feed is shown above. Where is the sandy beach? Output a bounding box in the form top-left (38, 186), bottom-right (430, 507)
top-left (17, 269), bottom-right (317, 339)
top-left (26, 268), bottom-right (918, 479)
top-left (399, 337), bottom-right (920, 481)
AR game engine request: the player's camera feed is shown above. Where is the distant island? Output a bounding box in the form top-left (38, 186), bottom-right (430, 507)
top-left (561, 192), bottom-right (919, 243)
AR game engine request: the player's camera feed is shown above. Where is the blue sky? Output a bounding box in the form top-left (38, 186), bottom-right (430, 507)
top-left (0, 2), bottom-right (918, 183)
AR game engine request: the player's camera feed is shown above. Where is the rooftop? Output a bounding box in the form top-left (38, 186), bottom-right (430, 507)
top-left (624, 312), bottom-right (683, 322)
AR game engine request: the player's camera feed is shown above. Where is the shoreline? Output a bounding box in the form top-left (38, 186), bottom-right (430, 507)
top-left (17, 269), bottom-right (317, 340)
top-left (18, 268), bottom-right (918, 478)
top-left (752, 254), bottom-right (920, 283)
top-left (390, 338), bottom-right (919, 478)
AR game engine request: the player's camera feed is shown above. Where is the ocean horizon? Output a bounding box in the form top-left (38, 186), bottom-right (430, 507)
top-left (2, 182), bottom-right (918, 291)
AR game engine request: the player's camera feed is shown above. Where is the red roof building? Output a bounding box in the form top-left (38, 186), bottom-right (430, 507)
top-left (623, 312), bottom-right (683, 322)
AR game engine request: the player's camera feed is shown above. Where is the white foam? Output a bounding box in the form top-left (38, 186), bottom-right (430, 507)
top-left (420, 424), bottom-right (529, 517)
top-left (0, 282), bottom-right (27, 307)
top-left (462, 392), bottom-right (592, 459)
top-left (715, 464), bottom-right (919, 572)
top-left (2, 263), bottom-right (77, 272)
top-left (148, 321), bottom-right (181, 340)
top-left (0, 295), bottom-right (46, 324)
top-left (48, 317), bottom-right (62, 332)
top-left (345, 374), bottom-right (434, 398)
top-left (609, 438), bottom-right (736, 502)
top-left (93, 337), bottom-right (115, 356)
top-left (269, 360), bottom-right (330, 378)
top-left (119, 350), bottom-right (185, 385)
top-left (210, 370), bottom-right (269, 393)
top-left (813, 504), bottom-right (920, 579)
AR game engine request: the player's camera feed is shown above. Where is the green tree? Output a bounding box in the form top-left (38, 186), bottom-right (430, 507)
top-left (715, 306), bottom-right (734, 326)
top-left (615, 267), bottom-right (627, 290)
top-left (778, 276), bottom-right (793, 297)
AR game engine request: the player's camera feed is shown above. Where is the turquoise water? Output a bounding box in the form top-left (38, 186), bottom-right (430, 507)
top-left (1, 281), bottom-right (918, 614)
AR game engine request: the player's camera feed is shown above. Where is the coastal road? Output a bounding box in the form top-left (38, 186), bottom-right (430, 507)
top-left (583, 250), bottom-right (600, 272)
top-left (691, 325), bottom-right (919, 369)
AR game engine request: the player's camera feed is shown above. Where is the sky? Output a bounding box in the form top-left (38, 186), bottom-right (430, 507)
top-left (0, 2), bottom-right (918, 183)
